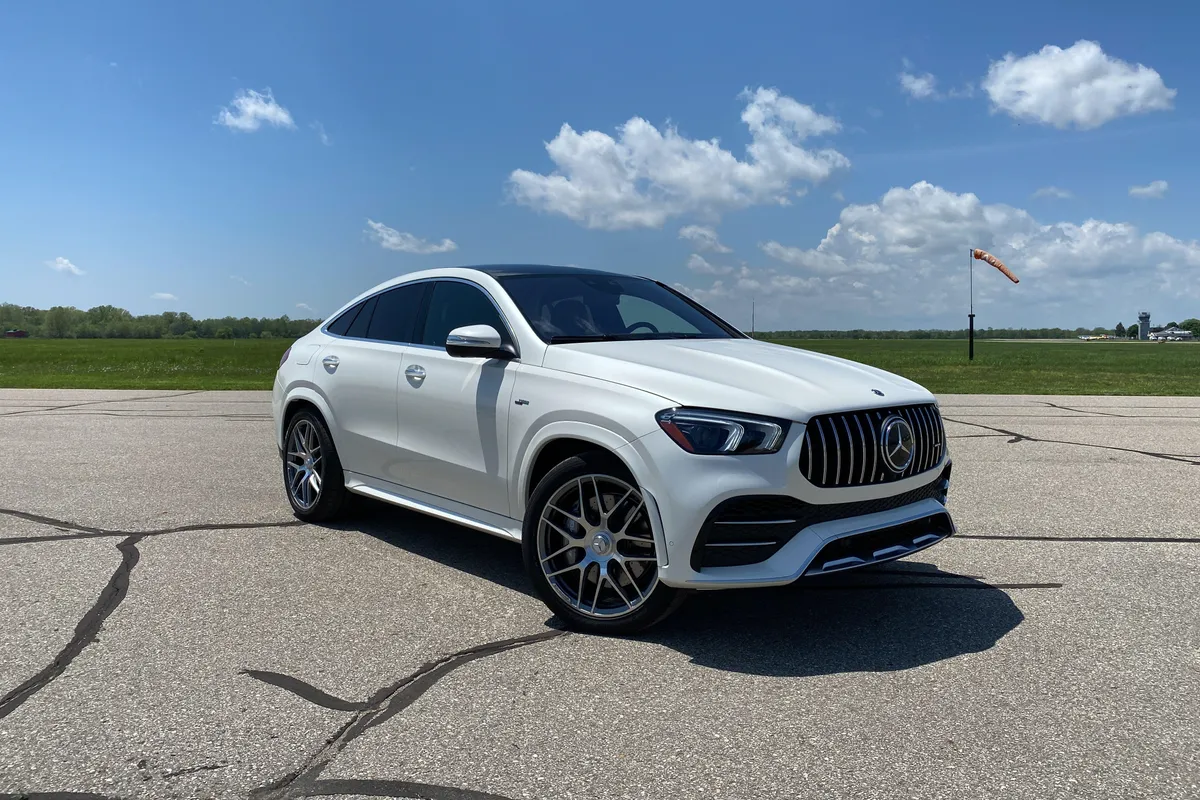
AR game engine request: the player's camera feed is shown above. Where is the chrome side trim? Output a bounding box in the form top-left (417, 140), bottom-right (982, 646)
top-left (707, 541), bottom-right (777, 548)
top-left (714, 518), bottom-right (798, 526)
top-left (347, 483), bottom-right (513, 539)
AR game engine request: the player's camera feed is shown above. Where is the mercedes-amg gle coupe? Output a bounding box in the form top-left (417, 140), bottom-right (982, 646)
top-left (271, 265), bottom-right (955, 633)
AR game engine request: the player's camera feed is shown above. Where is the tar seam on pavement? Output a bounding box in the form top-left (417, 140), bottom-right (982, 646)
top-left (248, 629), bottom-right (570, 800)
top-left (940, 416), bottom-right (1200, 464)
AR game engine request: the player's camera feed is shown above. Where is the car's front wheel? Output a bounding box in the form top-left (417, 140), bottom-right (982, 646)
top-left (283, 409), bottom-right (347, 522)
top-left (522, 451), bottom-right (686, 634)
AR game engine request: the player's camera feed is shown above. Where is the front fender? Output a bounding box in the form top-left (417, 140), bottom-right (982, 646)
top-left (511, 420), bottom-right (656, 521)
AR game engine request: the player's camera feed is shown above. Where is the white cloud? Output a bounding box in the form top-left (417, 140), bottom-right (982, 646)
top-left (230, 275), bottom-right (251, 286)
top-left (508, 86), bottom-right (849, 230)
top-left (151, 292), bottom-right (178, 301)
top-left (679, 225), bottom-right (731, 253)
top-left (832, 190), bottom-right (845, 202)
top-left (215, 88), bottom-right (296, 132)
top-left (982, 40), bottom-right (1176, 130)
top-left (45, 257), bottom-right (84, 276)
top-left (310, 121), bottom-right (331, 146)
top-left (686, 253), bottom-right (732, 276)
top-left (1033, 186), bottom-right (1073, 199)
top-left (680, 180), bottom-right (1200, 329)
top-left (365, 219), bottom-right (458, 254)
top-left (899, 71), bottom-right (937, 100)
top-left (1129, 180), bottom-right (1168, 199)
top-left (296, 303), bottom-right (315, 313)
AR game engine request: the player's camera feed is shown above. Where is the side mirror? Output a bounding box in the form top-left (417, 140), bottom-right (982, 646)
top-left (445, 324), bottom-right (517, 360)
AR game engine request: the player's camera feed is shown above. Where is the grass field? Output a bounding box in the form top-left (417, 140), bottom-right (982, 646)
top-left (1, 337), bottom-right (1198, 394)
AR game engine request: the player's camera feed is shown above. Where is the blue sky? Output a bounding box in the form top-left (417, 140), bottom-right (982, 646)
top-left (3, 0), bottom-right (1198, 330)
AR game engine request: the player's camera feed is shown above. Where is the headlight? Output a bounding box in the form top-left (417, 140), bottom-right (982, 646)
top-left (655, 408), bottom-right (789, 455)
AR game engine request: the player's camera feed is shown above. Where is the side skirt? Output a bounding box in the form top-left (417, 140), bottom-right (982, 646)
top-left (343, 471), bottom-right (524, 542)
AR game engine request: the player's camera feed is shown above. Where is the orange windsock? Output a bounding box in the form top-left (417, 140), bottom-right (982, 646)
top-left (972, 248), bottom-right (1019, 284)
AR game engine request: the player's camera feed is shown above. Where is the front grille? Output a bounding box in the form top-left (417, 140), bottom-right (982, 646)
top-left (799, 403), bottom-right (945, 488)
top-left (691, 466), bottom-right (950, 570)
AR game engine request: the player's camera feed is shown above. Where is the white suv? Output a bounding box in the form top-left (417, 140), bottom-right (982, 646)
top-left (272, 265), bottom-right (954, 633)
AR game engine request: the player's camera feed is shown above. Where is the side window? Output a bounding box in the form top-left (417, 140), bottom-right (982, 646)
top-left (420, 281), bottom-right (510, 349)
top-left (344, 295), bottom-right (377, 339)
top-left (326, 301), bottom-right (364, 336)
top-left (367, 283), bottom-right (428, 343)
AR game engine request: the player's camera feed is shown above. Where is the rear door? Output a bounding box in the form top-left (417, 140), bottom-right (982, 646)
top-left (316, 282), bottom-right (428, 480)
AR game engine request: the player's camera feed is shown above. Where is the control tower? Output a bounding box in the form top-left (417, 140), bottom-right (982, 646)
top-left (1138, 311), bottom-right (1151, 340)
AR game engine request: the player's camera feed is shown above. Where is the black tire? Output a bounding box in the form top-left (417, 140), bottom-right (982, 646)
top-left (522, 450), bottom-right (687, 635)
top-left (282, 409), bottom-right (348, 522)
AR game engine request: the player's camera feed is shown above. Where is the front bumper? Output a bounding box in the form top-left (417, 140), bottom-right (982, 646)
top-left (621, 421), bottom-right (955, 590)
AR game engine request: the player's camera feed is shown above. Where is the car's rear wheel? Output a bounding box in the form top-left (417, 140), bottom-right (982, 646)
top-left (522, 451), bottom-right (686, 634)
top-left (283, 410), bottom-right (347, 522)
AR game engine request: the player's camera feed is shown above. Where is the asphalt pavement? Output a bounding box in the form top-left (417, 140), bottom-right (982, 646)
top-left (1, 390), bottom-right (1197, 799)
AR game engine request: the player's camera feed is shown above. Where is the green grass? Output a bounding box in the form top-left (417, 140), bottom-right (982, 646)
top-left (773, 338), bottom-right (1200, 395)
top-left (0, 338), bottom-right (291, 390)
top-left (1, 337), bottom-right (1198, 394)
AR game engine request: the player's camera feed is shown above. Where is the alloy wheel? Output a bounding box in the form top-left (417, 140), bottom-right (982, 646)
top-left (285, 419), bottom-right (324, 510)
top-left (536, 474), bottom-right (660, 619)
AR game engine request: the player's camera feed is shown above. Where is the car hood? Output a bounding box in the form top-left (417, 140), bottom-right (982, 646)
top-left (540, 338), bottom-right (935, 420)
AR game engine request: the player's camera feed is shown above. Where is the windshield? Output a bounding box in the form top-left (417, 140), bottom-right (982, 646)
top-left (497, 273), bottom-right (740, 343)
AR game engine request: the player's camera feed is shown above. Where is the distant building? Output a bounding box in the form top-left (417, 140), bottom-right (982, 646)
top-left (1138, 311), bottom-right (1151, 340)
top-left (3, 329), bottom-right (28, 338)
top-left (1148, 327), bottom-right (1195, 341)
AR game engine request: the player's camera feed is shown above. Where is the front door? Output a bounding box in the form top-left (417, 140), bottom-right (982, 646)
top-left (393, 280), bottom-right (520, 517)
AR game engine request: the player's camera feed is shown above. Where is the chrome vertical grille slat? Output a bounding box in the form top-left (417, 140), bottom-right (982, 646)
top-left (798, 403), bottom-right (945, 488)
top-left (816, 418), bottom-right (828, 486)
top-left (830, 418), bottom-right (842, 486)
top-left (842, 416), bottom-right (855, 490)
top-left (854, 415), bottom-right (867, 485)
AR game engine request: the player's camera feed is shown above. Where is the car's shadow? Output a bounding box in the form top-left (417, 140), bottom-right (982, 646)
top-left (332, 499), bottom-right (1027, 678)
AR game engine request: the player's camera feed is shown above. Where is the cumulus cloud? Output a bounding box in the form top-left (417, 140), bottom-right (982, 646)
top-left (215, 88), bottom-right (296, 132)
top-left (1033, 186), bottom-right (1073, 199)
top-left (899, 69), bottom-right (937, 100)
top-left (686, 253), bottom-right (733, 276)
top-left (508, 87), bottom-right (850, 230)
top-left (151, 292), bottom-right (178, 301)
top-left (899, 60), bottom-right (973, 101)
top-left (982, 40), bottom-right (1176, 129)
top-left (297, 303), bottom-right (315, 313)
top-left (1129, 180), bottom-right (1168, 199)
top-left (679, 225), bottom-right (731, 253)
top-left (680, 181), bottom-right (1200, 329)
top-left (45, 257), bottom-right (84, 276)
top-left (365, 219), bottom-right (458, 254)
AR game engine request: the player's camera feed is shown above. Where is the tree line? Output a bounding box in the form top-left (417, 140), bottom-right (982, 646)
top-left (1, 303), bottom-right (321, 340)
top-left (4, 302), bottom-right (1199, 341)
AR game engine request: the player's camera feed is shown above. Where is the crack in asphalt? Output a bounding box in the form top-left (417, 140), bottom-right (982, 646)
top-left (294, 778), bottom-right (520, 798)
top-left (242, 670), bottom-right (367, 712)
top-left (1035, 401), bottom-right (1128, 417)
top-left (161, 763), bottom-right (230, 779)
top-left (249, 629), bottom-right (569, 800)
top-left (0, 508), bottom-right (303, 545)
top-left (0, 535), bottom-right (142, 721)
top-left (0, 391), bottom-right (205, 418)
top-left (941, 416), bottom-right (1200, 464)
top-left (958, 533), bottom-right (1200, 544)
top-left (0, 794), bottom-right (123, 800)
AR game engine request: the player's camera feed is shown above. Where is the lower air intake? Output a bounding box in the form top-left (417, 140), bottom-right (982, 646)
top-left (802, 513), bottom-right (955, 576)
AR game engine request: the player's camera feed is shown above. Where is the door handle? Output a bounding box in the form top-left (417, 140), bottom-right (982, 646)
top-left (405, 364), bottom-right (426, 383)
top-left (322, 355), bottom-right (340, 372)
